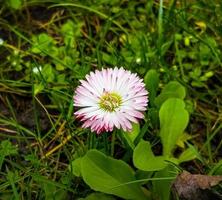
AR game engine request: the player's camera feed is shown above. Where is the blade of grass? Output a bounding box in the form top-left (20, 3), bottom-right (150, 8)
top-left (6, 169), bottom-right (19, 200)
top-left (158, 0), bottom-right (164, 48)
top-left (0, 118), bottom-right (36, 137)
top-left (49, 3), bottom-right (128, 35)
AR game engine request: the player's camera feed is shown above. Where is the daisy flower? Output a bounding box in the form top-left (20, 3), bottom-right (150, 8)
top-left (73, 67), bottom-right (148, 134)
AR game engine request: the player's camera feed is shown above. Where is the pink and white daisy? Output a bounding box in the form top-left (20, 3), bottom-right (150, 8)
top-left (73, 67), bottom-right (148, 134)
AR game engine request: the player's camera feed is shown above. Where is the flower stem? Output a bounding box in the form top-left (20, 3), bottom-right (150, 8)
top-left (111, 129), bottom-right (116, 156)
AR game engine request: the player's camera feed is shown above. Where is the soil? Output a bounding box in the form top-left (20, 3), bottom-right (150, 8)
top-left (0, 93), bottom-right (51, 137)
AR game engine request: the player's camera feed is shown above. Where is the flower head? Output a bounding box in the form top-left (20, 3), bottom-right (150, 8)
top-left (74, 67), bottom-right (148, 134)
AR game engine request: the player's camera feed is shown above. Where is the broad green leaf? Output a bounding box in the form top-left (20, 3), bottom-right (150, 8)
top-left (79, 192), bottom-right (115, 200)
top-left (159, 98), bottom-right (189, 156)
top-left (178, 144), bottom-right (199, 163)
top-left (70, 157), bottom-right (82, 177)
top-left (81, 150), bottom-right (148, 200)
top-left (122, 123), bottom-right (140, 149)
top-left (144, 69), bottom-right (159, 107)
top-left (152, 165), bottom-right (178, 200)
top-left (155, 81), bottom-right (186, 108)
top-left (133, 140), bottom-right (166, 171)
top-left (135, 170), bottom-right (153, 185)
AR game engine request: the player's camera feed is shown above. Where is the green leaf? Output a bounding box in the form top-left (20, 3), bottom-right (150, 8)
top-left (209, 160), bottom-right (222, 175)
top-left (133, 140), bottom-right (166, 171)
top-left (25, 154), bottom-right (41, 167)
top-left (61, 20), bottom-right (83, 47)
top-left (34, 83), bottom-right (44, 96)
top-left (161, 40), bottom-right (173, 56)
top-left (144, 69), bottom-right (159, 107)
top-left (43, 182), bottom-right (57, 200)
top-left (42, 179), bottom-right (68, 200)
top-left (148, 107), bottom-right (159, 128)
top-left (0, 140), bottom-right (18, 156)
top-left (81, 150), bottom-right (148, 200)
top-left (8, 0), bottom-right (22, 9)
top-left (135, 170), bottom-right (153, 185)
top-left (42, 64), bottom-right (55, 83)
top-left (56, 63), bottom-right (65, 71)
top-left (178, 144), bottom-right (199, 163)
top-left (79, 193), bottom-right (115, 200)
top-left (152, 165), bottom-right (178, 200)
top-left (6, 170), bottom-right (20, 199)
top-left (31, 33), bottom-right (55, 54)
top-left (155, 81), bottom-right (186, 108)
top-left (70, 157), bottom-right (82, 177)
top-left (176, 133), bottom-right (193, 148)
top-left (61, 20), bottom-right (76, 46)
top-left (0, 140), bottom-right (18, 171)
top-left (122, 123), bottom-right (140, 149)
top-left (32, 174), bottom-right (69, 195)
top-left (159, 98), bottom-right (189, 156)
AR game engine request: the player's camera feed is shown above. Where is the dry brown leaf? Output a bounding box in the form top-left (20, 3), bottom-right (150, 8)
top-left (172, 171), bottom-right (222, 200)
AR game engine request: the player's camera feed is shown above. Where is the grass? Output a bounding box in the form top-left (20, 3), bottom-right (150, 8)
top-left (0, 0), bottom-right (222, 199)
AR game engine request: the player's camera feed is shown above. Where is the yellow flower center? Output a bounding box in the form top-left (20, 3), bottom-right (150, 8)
top-left (99, 92), bottom-right (122, 112)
